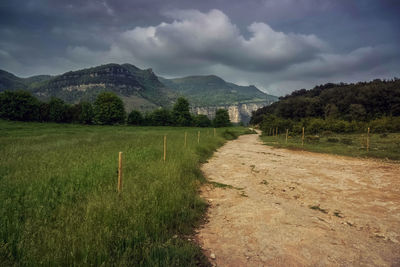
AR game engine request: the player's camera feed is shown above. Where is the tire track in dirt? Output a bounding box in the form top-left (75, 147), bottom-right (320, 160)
top-left (196, 132), bottom-right (400, 266)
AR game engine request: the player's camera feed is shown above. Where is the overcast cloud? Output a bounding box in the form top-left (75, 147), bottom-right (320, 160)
top-left (0, 0), bottom-right (399, 95)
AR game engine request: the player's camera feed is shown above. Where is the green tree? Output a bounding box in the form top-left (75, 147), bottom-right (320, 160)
top-left (48, 97), bottom-right (68, 123)
top-left (172, 97), bottom-right (193, 126)
top-left (193, 114), bottom-right (211, 127)
top-left (71, 102), bottom-right (94, 124)
top-left (0, 90), bottom-right (40, 121)
top-left (213, 109), bottom-right (231, 127)
top-left (39, 102), bottom-right (50, 122)
top-left (149, 108), bottom-right (172, 126)
top-left (324, 103), bottom-right (339, 119)
top-left (348, 104), bottom-right (366, 121)
top-left (127, 110), bottom-right (144, 125)
top-left (93, 92), bottom-right (125, 125)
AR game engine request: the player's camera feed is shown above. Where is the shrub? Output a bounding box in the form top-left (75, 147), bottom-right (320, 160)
top-left (308, 118), bottom-right (326, 134)
top-left (221, 129), bottom-right (238, 140)
top-left (327, 137), bottom-right (339, 143)
top-left (340, 138), bottom-right (353, 145)
top-left (321, 130), bottom-right (333, 137)
top-left (306, 135), bottom-right (320, 143)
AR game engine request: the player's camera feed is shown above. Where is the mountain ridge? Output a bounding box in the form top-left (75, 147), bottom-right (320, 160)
top-left (0, 63), bottom-right (278, 122)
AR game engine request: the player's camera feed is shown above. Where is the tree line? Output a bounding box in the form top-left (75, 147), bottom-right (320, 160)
top-left (250, 78), bottom-right (400, 134)
top-left (0, 90), bottom-right (231, 127)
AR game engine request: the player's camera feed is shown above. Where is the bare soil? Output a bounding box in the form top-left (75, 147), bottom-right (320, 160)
top-left (196, 132), bottom-right (400, 266)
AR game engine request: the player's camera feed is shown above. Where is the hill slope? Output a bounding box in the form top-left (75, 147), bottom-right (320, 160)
top-left (159, 75), bottom-right (277, 106)
top-left (0, 64), bottom-right (176, 111)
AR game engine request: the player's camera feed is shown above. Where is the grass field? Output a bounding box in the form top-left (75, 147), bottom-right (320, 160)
top-left (0, 120), bottom-right (249, 266)
top-left (261, 132), bottom-right (400, 161)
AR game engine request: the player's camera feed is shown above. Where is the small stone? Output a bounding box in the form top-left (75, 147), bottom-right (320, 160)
top-left (210, 253), bottom-right (216, 259)
top-left (172, 235), bottom-right (178, 239)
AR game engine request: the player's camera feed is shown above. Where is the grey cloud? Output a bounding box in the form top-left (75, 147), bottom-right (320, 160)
top-left (96, 9), bottom-right (326, 73)
top-left (1, 1), bottom-right (399, 96)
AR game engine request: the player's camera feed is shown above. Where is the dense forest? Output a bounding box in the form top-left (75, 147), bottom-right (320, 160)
top-left (0, 90), bottom-right (231, 127)
top-left (250, 78), bottom-right (400, 134)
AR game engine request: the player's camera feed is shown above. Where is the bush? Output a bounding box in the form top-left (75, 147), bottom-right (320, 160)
top-left (327, 137), bottom-right (339, 143)
top-left (221, 129), bottom-right (238, 140)
top-left (340, 138), bottom-right (353, 145)
top-left (306, 135), bottom-right (320, 143)
top-left (321, 130), bottom-right (333, 137)
top-left (308, 118), bottom-right (326, 134)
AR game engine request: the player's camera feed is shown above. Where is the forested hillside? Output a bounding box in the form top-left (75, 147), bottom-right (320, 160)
top-left (251, 79), bottom-right (400, 125)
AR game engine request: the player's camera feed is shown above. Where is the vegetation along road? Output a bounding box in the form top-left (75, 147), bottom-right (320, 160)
top-left (197, 131), bottom-right (400, 266)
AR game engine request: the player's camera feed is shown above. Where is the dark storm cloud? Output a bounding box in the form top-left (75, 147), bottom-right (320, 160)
top-left (0, 0), bottom-right (399, 95)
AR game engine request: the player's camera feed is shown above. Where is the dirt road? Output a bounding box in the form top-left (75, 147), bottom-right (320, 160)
top-left (196, 132), bottom-right (400, 266)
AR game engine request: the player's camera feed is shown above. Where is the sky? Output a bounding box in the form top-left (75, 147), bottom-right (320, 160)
top-left (0, 0), bottom-right (399, 96)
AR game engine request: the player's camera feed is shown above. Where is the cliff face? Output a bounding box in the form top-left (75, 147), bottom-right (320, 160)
top-left (191, 101), bottom-right (268, 124)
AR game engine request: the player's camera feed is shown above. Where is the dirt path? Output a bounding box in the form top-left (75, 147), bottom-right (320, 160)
top-left (196, 132), bottom-right (400, 266)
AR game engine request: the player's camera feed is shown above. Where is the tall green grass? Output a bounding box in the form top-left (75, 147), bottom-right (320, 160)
top-left (0, 120), bottom-right (246, 266)
top-left (261, 132), bottom-right (400, 161)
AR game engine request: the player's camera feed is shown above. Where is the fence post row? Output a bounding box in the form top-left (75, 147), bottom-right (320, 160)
top-left (118, 129), bottom-right (222, 192)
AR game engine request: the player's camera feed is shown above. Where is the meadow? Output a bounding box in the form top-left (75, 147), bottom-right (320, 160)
top-left (261, 131), bottom-right (400, 161)
top-left (0, 120), bottom-right (249, 266)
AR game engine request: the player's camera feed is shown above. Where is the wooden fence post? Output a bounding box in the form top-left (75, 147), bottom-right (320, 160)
top-left (286, 129), bottom-right (288, 143)
top-left (276, 127), bottom-right (278, 137)
top-left (302, 127), bottom-right (305, 147)
top-left (367, 127), bottom-right (370, 152)
top-left (269, 128), bottom-right (272, 136)
top-left (164, 135), bottom-right (167, 162)
top-left (184, 131), bottom-right (187, 148)
top-left (118, 152), bottom-right (123, 193)
top-left (198, 131), bottom-right (200, 144)
top-left (272, 128), bottom-right (275, 136)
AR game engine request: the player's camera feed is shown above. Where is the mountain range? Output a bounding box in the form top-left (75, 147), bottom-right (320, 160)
top-left (0, 63), bottom-right (278, 123)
